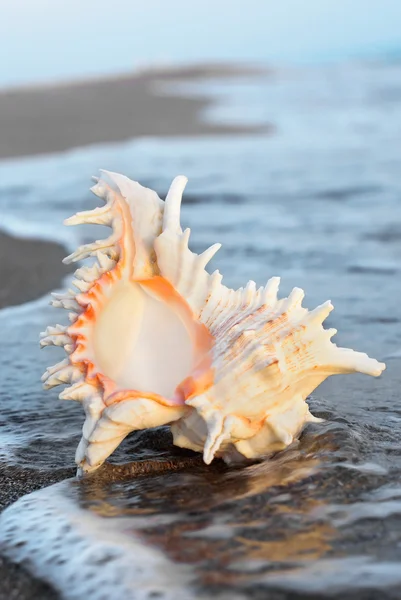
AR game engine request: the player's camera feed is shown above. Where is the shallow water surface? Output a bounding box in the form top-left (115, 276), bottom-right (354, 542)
top-left (1, 61), bottom-right (401, 599)
top-left (2, 382), bottom-right (401, 599)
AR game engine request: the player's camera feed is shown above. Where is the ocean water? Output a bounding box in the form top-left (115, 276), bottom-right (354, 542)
top-left (1, 61), bottom-right (401, 599)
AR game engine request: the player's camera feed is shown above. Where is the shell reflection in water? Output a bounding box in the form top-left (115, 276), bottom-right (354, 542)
top-left (40, 171), bottom-right (385, 474)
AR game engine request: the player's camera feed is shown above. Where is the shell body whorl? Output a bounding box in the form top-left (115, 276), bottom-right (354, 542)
top-left (41, 171), bottom-right (385, 473)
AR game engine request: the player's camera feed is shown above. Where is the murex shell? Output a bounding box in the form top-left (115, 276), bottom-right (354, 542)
top-left (41, 171), bottom-right (385, 474)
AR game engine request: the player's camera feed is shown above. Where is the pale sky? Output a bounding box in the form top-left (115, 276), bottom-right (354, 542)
top-left (1, 0), bottom-right (400, 86)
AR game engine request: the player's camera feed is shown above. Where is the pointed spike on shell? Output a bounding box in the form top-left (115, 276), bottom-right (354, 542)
top-left (284, 287), bottom-right (305, 311)
top-left (256, 285), bottom-right (264, 304)
top-left (41, 358), bottom-right (70, 381)
top-left (50, 294), bottom-right (80, 311)
top-left (63, 236), bottom-right (119, 264)
top-left (96, 251), bottom-right (116, 272)
top-left (203, 414), bottom-right (237, 465)
top-left (74, 264), bottom-right (101, 283)
top-left (263, 277), bottom-right (280, 305)
top-left (83, 435), bottom-right (130, 472)
top-left (244, 280), bottom-right (257, 304)
top-left (64, 205), bottom-right (113, 227)
top-left (75, 438), bottom-right (87, 467)
top-left (89, 180), bottom-right (109, 202)
top-left (198, 243), bottom-right (222, 269)
top-left (181, 228), bottom-right (191, 247)
top-left (59, 382), bottom-right (97, 402)
top-left (43, 375), bottom-right (63, 390)
top-left (211, 269), bottom-right (223, 289)
top-left (51, 290), bottom-right (75, 300)
top-left (163, 175), bottom-right (188, 233)
top-left (332, 347), bottom-right (386, 378)
top-left (306, 412), bottom-right (325, 424)
top-left (72, 278), bottom-right (92, 293)
top-left (40, 324), bottom-right (68, 338)
top-left (40, 324), bottom-right (71, 348)
top-left (308, 300), bottom-right (333, 326)
top-left (57, 367), bottom-right (81, 384)
top-left (80, 396), bottom-right (107, 441)
top-left (42, 365), bottom-right (81, 390)
top-left (40, 334), bottom-right (71, 348)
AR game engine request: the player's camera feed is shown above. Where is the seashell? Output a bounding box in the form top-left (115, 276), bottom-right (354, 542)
top-left (41, 171), bottom-right (385, 474)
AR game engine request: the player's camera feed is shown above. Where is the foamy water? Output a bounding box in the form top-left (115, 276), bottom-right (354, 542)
top-left (1, 61), bottom-right (401, 598)
top-left (0, 482), bottom-right (198, 600)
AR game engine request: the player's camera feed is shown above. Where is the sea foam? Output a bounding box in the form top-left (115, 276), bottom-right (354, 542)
top-left (0, 480), bottom-right (197, 600)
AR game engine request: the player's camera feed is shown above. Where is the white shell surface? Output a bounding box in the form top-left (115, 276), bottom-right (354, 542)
top-left (41, 171), bottom-right (386, 473)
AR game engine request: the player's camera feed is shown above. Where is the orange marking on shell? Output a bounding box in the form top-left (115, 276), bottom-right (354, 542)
top-left (70, 345), bottom-right (86, 362)
top-left (85, 360), bottom-right (101, 383)
top-left (236, 414), bottom-right (262, 434)
top-left (84, 305), bottom-right (96, 321)
top-left (177, 365), bottom-right (215, 403)
top-left (104, 388), bottom-right (186, 408)
top-left (138, 276), bottom-right (214, 363)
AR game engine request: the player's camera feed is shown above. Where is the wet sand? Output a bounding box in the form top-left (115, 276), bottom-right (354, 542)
top-left (0, 63), bottom-right (268, 160)
top-left (0, 233), bottom-right (74, 310)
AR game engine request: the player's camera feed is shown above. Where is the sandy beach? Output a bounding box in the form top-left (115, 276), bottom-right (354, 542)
top-left (0, 64), bottom-right (267, 160)
top-left (0, 233), bottom-right (74, 310)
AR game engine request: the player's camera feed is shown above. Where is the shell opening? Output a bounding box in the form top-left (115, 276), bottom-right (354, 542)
top-left (93, 280), bottom-right (198, 401)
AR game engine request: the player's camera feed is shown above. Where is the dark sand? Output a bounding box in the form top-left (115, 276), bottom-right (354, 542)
top-left (0, 63), bottom-right (268, 160)
top-left (0, 63), bottom-right (268, 599)
top-left (0, 232), bottom-right (74, 310)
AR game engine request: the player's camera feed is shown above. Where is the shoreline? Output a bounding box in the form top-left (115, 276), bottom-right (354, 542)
top-left (0, 63), bottom-right (270, 160)
top-left (0, 62), bottom-right (270, 94)
top-left (0, 62), bottom-right (270, 312)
